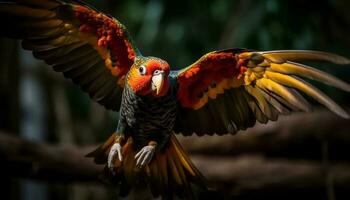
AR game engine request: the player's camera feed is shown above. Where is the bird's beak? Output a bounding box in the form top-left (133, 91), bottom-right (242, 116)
top-left (151, 71), bottom-right (165, 95)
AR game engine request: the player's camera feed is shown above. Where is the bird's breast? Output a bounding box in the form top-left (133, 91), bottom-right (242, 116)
top-left (120, 85), bottom-right (177, 148)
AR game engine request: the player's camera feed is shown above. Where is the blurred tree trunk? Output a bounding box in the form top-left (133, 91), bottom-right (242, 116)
top-left (0, 39), bottom-right (19, 133)
top-left (0, 38), bottom-right (20, 200)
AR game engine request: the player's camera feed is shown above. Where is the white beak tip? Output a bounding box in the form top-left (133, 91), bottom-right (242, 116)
top-left (151, 73), bottom-right (165, 95)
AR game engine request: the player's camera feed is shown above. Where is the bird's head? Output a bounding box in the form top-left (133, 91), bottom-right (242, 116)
top-left (127, 57), bottom-right (170, 97)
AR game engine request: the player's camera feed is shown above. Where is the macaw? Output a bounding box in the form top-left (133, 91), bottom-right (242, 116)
top-left (1, 0), bottom-right (350, 199)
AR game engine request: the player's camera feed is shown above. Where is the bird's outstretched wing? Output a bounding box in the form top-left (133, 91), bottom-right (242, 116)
top-left (0, 0), bottom-right (140, 110)
top-left (174, 49), bottom-right (350, 136)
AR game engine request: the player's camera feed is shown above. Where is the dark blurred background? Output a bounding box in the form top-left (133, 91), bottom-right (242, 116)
top-left (0, 0), bottom-right (350, 199)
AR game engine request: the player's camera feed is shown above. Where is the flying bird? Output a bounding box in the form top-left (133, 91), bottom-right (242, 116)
top-left (1, 0), bottom-right (350, 199)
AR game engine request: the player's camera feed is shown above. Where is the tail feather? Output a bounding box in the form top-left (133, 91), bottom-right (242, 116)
top-left (87, 134), bottom-right (209, 198)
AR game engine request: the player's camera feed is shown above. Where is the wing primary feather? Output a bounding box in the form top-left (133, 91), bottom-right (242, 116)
top-left (265, 71), bottom-right (349, 118)
top-left (49, 44), bottom-right (96, 66)
top-left (244, 93), bottom-right (268, 123)
top-left (98, 87), bottom-right (120, 110)
top-left (82, 72), bottom-right (110, 92)
top-left (226, 95), bottom-right (243, 131)
top-left (238, 89), bottom-right (257, 128)
top-left (32, 34), bottom-right (75, 46)
top-left (21, 34), bottom-right (78, 51)
top-left (269, 62), bottom-right (350, 92)
top-left (266, 89), bottom-right (301, 111)
top-left (53, 51), bottom-right (99, 73)
top-left (261, 50), bottom-right (350, 65)
top-left (268, 104), bottom-right (279, 121)
top-left (288, 88), bottom-right (312, 111)
top-left (207, 102), bottom-right (230, 134)
top-left (57, 45), bottom-right (97, 66)
top-left (61, 54), bottom-right (100, 78)
top-left (244, 85), bottom-right (273, 118)
top-left (257, 86), bottom-right (291, 115)
top-left (256, 78), bottom-right (311, 112)
top-left (73, 60), bottom-right (105, 86)
top-left (19, 19), bottom-right (63, 29)
top-left (21, 26), bottom-right (67, 40)
top-left (90, 78), bottom-right (117, 101)
top-left (33, 42), bottom-right (86, 61)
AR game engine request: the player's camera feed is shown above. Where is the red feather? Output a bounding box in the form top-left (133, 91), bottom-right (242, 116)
top-left (74, 5), bottom-right (135, 77)
top-left (177, 51), bottom-right (243, 108)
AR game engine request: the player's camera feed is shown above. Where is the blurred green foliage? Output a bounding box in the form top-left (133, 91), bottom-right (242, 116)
top-left (83, 0), bottom-right (350, 65)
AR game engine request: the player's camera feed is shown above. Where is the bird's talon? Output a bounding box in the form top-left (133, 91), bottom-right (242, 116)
top-left (135, 145), bottom-right (155, 166)
top-left (108, 143), bottom-right (123, 171)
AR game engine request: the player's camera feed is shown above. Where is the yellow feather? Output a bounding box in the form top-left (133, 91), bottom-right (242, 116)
top-left (258, 88), bottom-right (291, 115)
top-left (221, 79), bottom-right (230, 89)
top-left (216, 81), bottom-right (225, 94)
top-left (252, 66), bottom-right (266, 73)
top-left (193, 94), bottom-right (208, 110)
top-left (244, 85), bottom-right (272, 117)
top-left (269, 62), bottom-right (350, 92)
top-left (246, 98), bottom-right (268, 123)
top-left (261, 50), bottom-right (350, 65)
top-left (207, 87), bottom-right (218, 99)
top-left (265, 71), bottom-right (349, 118)
top-left (238, 52), bottom-right (253, 60)
top-left (256, 78), bottom-right (310, 111)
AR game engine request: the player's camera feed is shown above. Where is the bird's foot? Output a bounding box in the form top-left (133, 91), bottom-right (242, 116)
top-left (108, 142), bottom-right (123, 171)
top-left (135, 141), bottom-right (157, 167)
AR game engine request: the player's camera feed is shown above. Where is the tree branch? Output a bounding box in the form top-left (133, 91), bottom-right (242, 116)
top-left (178, 109), bottom-right (350, 159)
top-left (192, 155), bottom-right (350, 192)
top-left (0, 132), bottom-right (102, 182)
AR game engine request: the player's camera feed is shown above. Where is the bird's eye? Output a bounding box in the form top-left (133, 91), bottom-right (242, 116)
top-left (154, 70), bottom-right (161, 75)
top-left (139, 65), bottom-right (146, 75)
